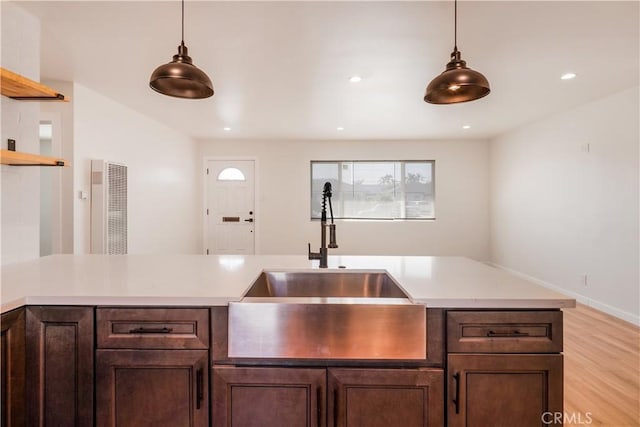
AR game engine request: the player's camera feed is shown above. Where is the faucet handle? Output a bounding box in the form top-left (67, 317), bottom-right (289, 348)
top-left (308, 243), bottom-right (321, 260)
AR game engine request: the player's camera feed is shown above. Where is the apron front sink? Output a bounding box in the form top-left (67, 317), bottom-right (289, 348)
top-left (228, 270), bottom-right (426, 360)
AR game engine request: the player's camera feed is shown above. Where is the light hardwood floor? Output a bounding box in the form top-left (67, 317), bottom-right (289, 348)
top-left (563, 304), bottom-right (640, 426)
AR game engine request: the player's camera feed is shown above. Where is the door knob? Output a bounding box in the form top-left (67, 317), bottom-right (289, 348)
top-left (244, 218), bottom-right (254, 222)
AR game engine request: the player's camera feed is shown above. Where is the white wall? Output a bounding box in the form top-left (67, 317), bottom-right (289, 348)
top-left (73, 84), bottom-right (201, 254)
top-left (1, 3), bottom-right (41, 265)
top-left (490, 86), bottom-right (640, 324)
top-left (200, 139), bottom-right (490, 260)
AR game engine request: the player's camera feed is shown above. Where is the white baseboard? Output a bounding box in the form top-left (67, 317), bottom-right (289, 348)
top-left (487, 262), bottom-right (640, 326)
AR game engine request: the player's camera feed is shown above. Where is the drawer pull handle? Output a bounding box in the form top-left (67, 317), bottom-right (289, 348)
top-left (128, 327), bottom-right (173, 334)
top-left (486, 330), bottom-right (530, 337)
top-left (452, 372), bottom-right (460, 414)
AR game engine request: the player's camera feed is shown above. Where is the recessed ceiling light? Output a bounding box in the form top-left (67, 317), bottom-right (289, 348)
top-left (337, 127), bottom-right (345, 131)
top-left (561, 73), bottom-right (577, 80)
top-left (348, 76), bottom-right (362, 83)
top-left (462, 125), bottom-right (471, 129)
top-left (223, 127), bottom-right (231, 131)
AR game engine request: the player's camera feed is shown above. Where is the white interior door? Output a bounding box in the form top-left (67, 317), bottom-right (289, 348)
top-left (206, 160), bottom-right (255, 254)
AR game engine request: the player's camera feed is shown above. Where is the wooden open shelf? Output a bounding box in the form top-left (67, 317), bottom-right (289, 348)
top-left (1, 149), bottom-right (66, 166)
top-left (0, 67), bottom-right (68, 101)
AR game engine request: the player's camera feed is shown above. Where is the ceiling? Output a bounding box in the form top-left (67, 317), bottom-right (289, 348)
top-left (14, 1), bottom-right (640, 141)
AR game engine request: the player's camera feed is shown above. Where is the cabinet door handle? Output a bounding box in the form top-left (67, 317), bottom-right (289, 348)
top-left (452, 372), bottom-right (460, 414)
top-left (333, 388), bottom-right (338, 426)
top-left (196, 369), bottom-right (203, 410)
top-left (128, 326), bottom-right (173, 334)
top-left (317, 387), bottom-right (322, 427)
top-left (486, 330), bottom-right (530, 337)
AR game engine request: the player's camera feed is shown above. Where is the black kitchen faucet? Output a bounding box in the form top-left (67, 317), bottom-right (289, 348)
top-left (308, 182), bottom-right (338, 268)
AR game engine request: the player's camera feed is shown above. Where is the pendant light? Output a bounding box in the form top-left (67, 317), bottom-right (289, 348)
top-left (424, 0), bottom-right (489, 104)
top-left (149, 0), bottom-right (213, 99)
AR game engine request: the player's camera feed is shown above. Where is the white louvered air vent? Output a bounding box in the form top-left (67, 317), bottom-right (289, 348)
top-left (91, 160), bottom-right (127, 254)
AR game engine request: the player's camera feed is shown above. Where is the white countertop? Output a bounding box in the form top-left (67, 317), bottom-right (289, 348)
top-left (0, 254), bottom-right (575, 313)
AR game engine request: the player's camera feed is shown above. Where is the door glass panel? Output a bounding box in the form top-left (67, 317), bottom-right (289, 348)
top-left (217, 168), bottom-right (246, 181)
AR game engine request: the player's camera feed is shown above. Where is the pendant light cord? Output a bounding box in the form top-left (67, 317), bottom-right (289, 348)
top-left (453, 0), bottom-right (458, 53)
top-left (181, 0), bottom-right (185, 45)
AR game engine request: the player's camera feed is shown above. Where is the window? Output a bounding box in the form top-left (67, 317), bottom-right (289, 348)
top-left (310, 161), bottom-right (435, 220)
top-left (217, 167), bottom-right (246, 181)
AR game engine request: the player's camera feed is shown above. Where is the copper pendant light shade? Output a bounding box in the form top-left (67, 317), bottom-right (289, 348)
top-left (424, 0), bottom-right (490, 104)
top-left (149, 0), bottom-right (213, 99)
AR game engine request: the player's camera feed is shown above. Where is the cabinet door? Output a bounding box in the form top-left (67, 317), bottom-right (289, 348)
top-left (448, 354), bottom-right (563, 427)
top-left (328, 368), bottom-right (444, 427)
top-left (25, 306), bottom-right (94, 427)
top-left (96, 349), bottom-right (209, 427)
top-left (1, 308), bottom-right (26, 427)
top-left (212, 366), bottom-right (326, 427)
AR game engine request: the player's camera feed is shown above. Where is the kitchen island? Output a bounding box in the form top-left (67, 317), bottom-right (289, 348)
top-left (1, 254), bottom-right (574, 311)
top-left (1, 255), bottom-right (574, 426)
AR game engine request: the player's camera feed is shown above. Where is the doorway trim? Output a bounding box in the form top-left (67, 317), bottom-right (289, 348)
top-left (202, 156), bottom-right (259, 255)
top-left (39, 112), bottom-right (64, 255)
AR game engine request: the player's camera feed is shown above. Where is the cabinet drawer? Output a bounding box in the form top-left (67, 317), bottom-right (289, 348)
top-left (447, 311), bottom-right (562, 353)
top-left (97, 308), bottom-right (209, 349)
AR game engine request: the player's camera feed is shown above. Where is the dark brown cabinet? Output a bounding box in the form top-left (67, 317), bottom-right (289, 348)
top-left (25, 306), bottom-right (94, 427)
top-left (96, 349), bottom-right (209, 427)
top-left (328, 368), bottom-right (444, 427)
top-left (212, 366), bottom-right (444, 427)
top-left (447, 354), bottom-right (563, 427)
top-left (95, 307), bottom-right (210, 427)
top-left (1, 308), bottom-right (26, 427)
top-left (446, 310), bottom-right (564, 427)
top-left (213, 366), bottom-right (326, 427)
top-left (2, 304), bottom-right (566, 427)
